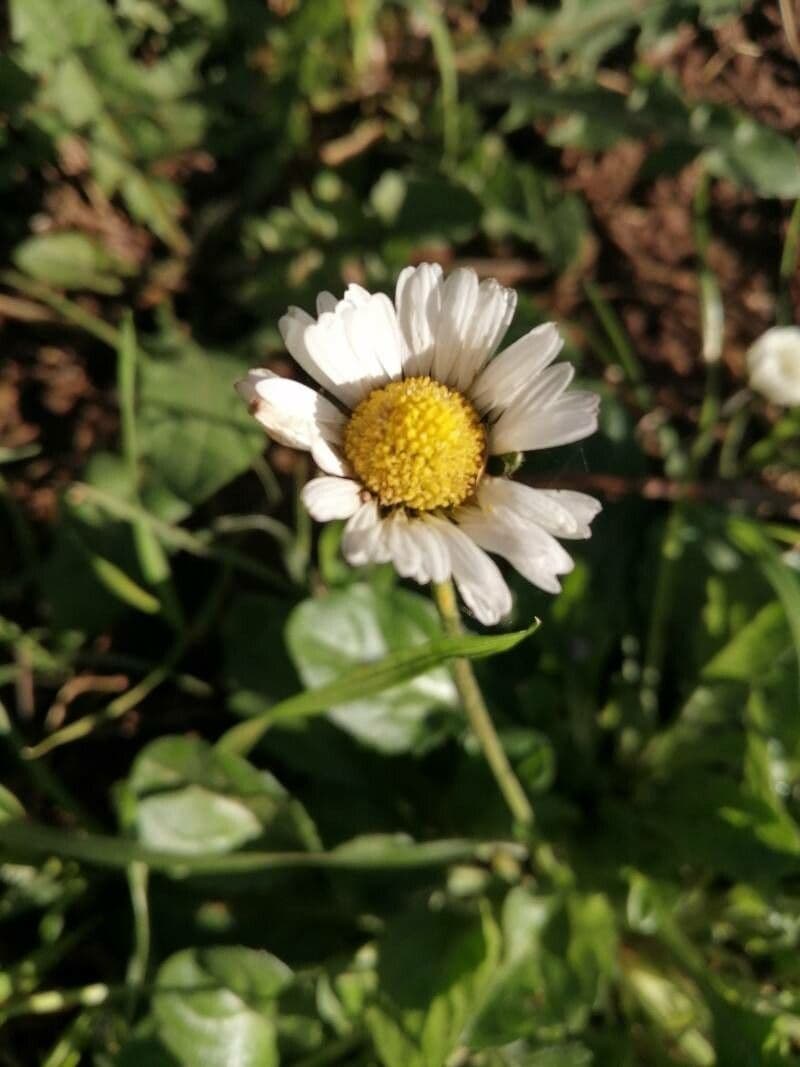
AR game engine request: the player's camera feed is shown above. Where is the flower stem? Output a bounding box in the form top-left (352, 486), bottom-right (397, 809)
top-left (432, 579), bottom-right (534, 828)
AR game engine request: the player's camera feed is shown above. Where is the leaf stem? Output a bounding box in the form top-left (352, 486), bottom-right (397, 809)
top-left (432, 579), bottom-right (534, 828)
top-left (0, 819), bottom-right (523, 876)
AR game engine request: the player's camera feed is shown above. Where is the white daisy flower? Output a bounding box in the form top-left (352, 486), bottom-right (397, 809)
top-left (237, 264), bottom-right (601, 625)
top-left (746, 326), bottom-right (800, 407)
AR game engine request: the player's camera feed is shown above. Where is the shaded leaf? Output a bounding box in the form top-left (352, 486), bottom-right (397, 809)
top-left (154, 947), bottom-right (291, 1067)
top-left (285, 584), bottom-right (458, 753)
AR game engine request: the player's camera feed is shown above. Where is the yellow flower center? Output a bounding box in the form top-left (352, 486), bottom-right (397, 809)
top-left (343, 376), bottom-right (486, 511)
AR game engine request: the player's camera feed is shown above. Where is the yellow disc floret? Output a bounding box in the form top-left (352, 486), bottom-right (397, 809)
top-left (343, 376), bottom-right (486, 511)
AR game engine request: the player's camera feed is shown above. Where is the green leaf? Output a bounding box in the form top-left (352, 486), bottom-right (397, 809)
top-left (115, 1038), bottom-right (179, 1067)
top-left (175, 0), bottom-right (226, 26)
top-left (285, 584), bottom-right (457, 753)
top-left (153, 947), bottom-right (291, 1067)
top-left (137, 341), bottom-right (264, 518)
top-left (13, 232), bottom-right (134, 293)
top-left (719, 716), bottom-right (800, 856)
top-left (87, 550), bottom-right (162, 614)
top-left (219, 598), bottom-right (538, 757)
top-left (496, 73), bottom-right (800, 199)
top-left (702, 602), bottom-right (791, 682)
top-left (702, 110), bottom-right (800, 199)
top-left (470, 889), bottom-right (617, 1047)
top-left (367, 900), bottom-right (502, 1067)
top-left (127, 736), bottom-right (317, 855)
top-left (727, 518), bottom-right (800, 689)
top-left (375, 173), bottom-right (481, 242)
top-left (0, 784), bottom-right (25, 823)
top-left (482, 160), bottom-right (588, 269)
top-left (523, 1046), bottom-right (594, 1067)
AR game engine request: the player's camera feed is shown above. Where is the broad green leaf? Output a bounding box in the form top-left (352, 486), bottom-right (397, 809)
top-left (153, 947), bottom-right (291, 1067)
top-left (373, 173), bottom-right (481, 242)
top-left (137, 342), bottom-right (264, 518)
top-left (10, 0), bottom-right (111, 66)
top-left (702, 110), bottom-right (800, 199)
top-left (13, 232), bottom-right (134, 293)
top-left (135, 787), bottom-right (262, 855)
top-left (127, 736), bottom-right (317, 855)
top-left (219, 600), bottom-right (538, 757)
top-left (285, 584), bottom-right (458, 753)
top-left (115, 1038), bottom-right (179, 1067)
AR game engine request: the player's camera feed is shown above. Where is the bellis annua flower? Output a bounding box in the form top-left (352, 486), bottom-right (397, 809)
top-left (237, 264), bottom-right (601, 624)
top-left (746, 326), bottom-right (800, 407)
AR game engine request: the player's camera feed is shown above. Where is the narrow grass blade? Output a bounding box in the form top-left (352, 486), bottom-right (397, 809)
top-left (218, 620), bottom-right (539, 757)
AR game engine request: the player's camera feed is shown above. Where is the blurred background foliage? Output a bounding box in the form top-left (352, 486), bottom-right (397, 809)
top-left (1, 0), bottom-right (800, 1064)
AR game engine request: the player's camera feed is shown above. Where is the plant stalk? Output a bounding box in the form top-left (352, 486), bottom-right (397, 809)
top-left (432, 579), bottom-right (534, 828)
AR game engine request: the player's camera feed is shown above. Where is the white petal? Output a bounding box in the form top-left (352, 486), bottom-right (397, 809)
top-left (341, 292), bottom-right (408, 383)
top-left (342, 501), bottom-right (390, 567)
top-left (535, 489), bottom-right (602, 538)
top-left (304, 310), bottom-right (376, 409)
top-left (451, 279), bottom-right (518, 394)
top-left (456, 505), bottom-right (574, 595)
top-left (316, 292), bottom-right (338, 315)
top-left (490, 390), bottom-right (600, 454)
top-left (279, 307), bottom-right (348, 403)
top-left (302, 477), bottom-right (363, 521)
top-left (385, 514), bottom-right (452, 584)
top-left (395, 262), bottom-right (444, 377)
top-left (430, 268), bottom-right (480, 386)
top-left (385, 513), bottom-right (424, 580)
top-left (235, 371), bottom-right (345, 457)
top-left (406, 520), bottom-right (452, 583)
top-left (342, 283), bottom-right (372, 307)
top-left (424, 516), bottom-right (512, 625)
top-left (469, 323), bottom-right (564, 416)
top-left (476, 478), bottom-right (601, 540)
top-left (310, 436), bottom-right (350, 476)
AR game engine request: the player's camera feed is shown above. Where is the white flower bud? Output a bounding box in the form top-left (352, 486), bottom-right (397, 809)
top-left (746, 326), bottom-right (800, 407)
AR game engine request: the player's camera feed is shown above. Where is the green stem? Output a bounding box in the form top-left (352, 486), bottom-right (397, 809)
top-left (719, 403), bottom-right (752, 480)
top-left (778, 199), bottom-right (800, 325)
top-left (0, 699), bottom-right (97, 828)
top-left (432, 579), bottom-right (534, 828)
top-left (641, 500), bottom-right (687, 719)
top-left (0, 271), bottom-right (120, 348)
top-left (125, 861), bottom-right (150, 1017)
top-left (0, 819), bottom-right (521, 875)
